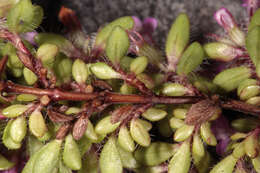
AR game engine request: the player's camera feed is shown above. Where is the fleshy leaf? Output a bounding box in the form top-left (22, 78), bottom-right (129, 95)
top-left (177, 42), bottom-right (204, 75)
top-left (106, 26), bottom-right (130, 65)
top-left (95, 16), bottom-right (134, 49)
top-left (213, 66), bottom-right (251, 92)
top-left (165, 13), bottom-right (190, 71)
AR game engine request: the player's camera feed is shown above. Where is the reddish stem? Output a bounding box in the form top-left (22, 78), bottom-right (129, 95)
top-left (0, 29), bottom-right (49, 87)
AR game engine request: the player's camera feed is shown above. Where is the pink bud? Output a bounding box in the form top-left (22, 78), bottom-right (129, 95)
top-left (132, 16), bottom-right (142, 32)
top-left (242, 0), bottom-right (260, 16)
top-left (214, 8), bottom-right (237, 32)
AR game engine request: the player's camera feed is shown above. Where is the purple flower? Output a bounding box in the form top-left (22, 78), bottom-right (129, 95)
top-left (214, 8), bottom-right (237, 33)
top-left (21, 31), bottom-right (38, 46)
top-left (242, 0), bottom-right (260, 16)
top-left (211, 115), bottom-right (235, 156)
top-left (132, 16), bottom-right (158, 45)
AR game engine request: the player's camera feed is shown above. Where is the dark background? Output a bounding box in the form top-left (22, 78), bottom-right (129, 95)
top-left (32, 0), bottom-right (245, 45)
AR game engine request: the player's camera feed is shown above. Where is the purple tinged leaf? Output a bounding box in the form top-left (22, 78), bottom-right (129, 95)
top-left (21, 32), bottom-right (37, 46)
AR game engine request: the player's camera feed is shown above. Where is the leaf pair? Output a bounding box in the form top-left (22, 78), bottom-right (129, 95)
top-left (166, 14), bottom-right (204, 75)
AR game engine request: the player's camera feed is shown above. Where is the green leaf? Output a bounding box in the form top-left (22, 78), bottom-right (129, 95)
top-left (100, 137), bottom-right (123, 173)
top-left (2, 120), bottom-right (22, 149)
top-left (166, 13), bottom-right (190, 70)
top-left (90, 62), bottom-right (121, 79)
top-left (2, 104), bottom-right (28, 118)
top-left (95, 16), bottom-right (134, 49)
top-left (177, 42), bottom-right (204, 75)
top-left (134, 142), bottom-right (176, 166)
top-left (213, 66), bottom-right (251, 92)
top-left (248, 9), bottom-right (260, 32)
top-left (63, 134), bottom-right (82, 170)
top-left (106, 26), bottom-right (130, 65)
top-left (72, 59), bottom-right (88, 84)
top-left (209, 155), bottom-right (238, 173)
top-left (0, 154), bottom-right (15, 170)
top-left (130, 56), bottom-right (148, 75)
top-left (23, 67), bottom-right (38, 85)
top-left (32, 140), bottom-right (62, 173)
top-left (7, 0), bottom-right (43, 33)
top-left (246, 26), bottom-right (260, 66)
top-left (246, 26), bottom-right (260, 77)
top-left (168, 140), bottom-right (191, 173)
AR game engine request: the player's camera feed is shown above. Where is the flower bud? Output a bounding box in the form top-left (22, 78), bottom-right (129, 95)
top-left (0, 153), bottom-right (15, 170)
top-left (36, 44), bottom-right (58, 68)
top-left (244, 134), bottom-right (260, 158)
top-left (174, 124), bottom-right (194, 142)
top-left (214, 8), bottom-right (245, 46)
top-left (118, 126), bottom-right (135, 152)
top-left (29, 110), bottom-right (47, 138)
top-left (130, 118), bottom-right (151, 147)
top-left (162, 83), bottom-right (189, 96)
top-left (2, 104), bottom-right (29, 118)
top-left (90, 62), bottom-right (121, 80)
top-left (100, 137), bottom-right (123, 173)
top-left (106, 26), bottom-right (130, 65)
top-left (72, 59), bottom-right (88, 84)
top-left (134, 142), bottom-right (176, 166)
top-left (169, 117), bottom-right (185, 129)
top-left (95, 115), bottom-right (120, 135)
top-left (209, 155), bottom-right (238, 173)
top-left (2, 120), bottom-right (21, 149)
top-left (204, 42), bottom-right (244, 62)
top-left (142, 107), bottom-right (167, 122)
top-left (23, 67), bottom-right (38, 85)
top-left (168, 140), bottom-right (191, 173)
top-left (200, 122), bottom-right (217, 146)
top-left (63, 134), bottom-right (82, 170)
top-left (166, 13), bottom-right (190, 71)
top-left (10, 116), bottom-right (27, 143)
top-left (213, 66), bottom-right (251, 92)
top-left (130, 56), bottom-right (148, 75)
